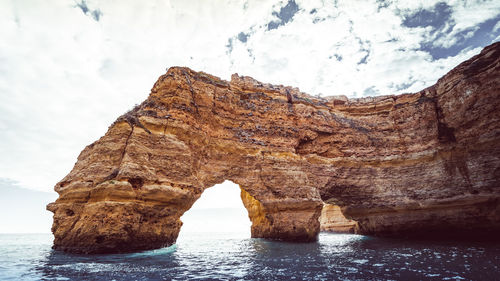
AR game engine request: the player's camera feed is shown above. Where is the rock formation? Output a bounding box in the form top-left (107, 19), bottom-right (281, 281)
top-left (48, 42), bottom-right (500, 253)
top-left (319, 204), bottom-right (357, 233)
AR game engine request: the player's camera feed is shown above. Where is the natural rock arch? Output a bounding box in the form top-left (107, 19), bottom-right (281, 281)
top-left (48, 43), bottom-right (500, 254)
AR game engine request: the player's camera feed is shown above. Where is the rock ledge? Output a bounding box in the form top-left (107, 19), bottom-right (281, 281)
top-left (48, 42), bottom-right (500, 253)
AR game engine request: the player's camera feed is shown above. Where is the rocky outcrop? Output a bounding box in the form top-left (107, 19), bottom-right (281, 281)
top-left (48, 42), bottom-right (500, 253)
top-left (319, 204), bottom-right (357, 233)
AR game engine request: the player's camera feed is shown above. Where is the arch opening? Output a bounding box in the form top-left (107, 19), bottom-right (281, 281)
top-left (178, 180), bottom-right (251, 240)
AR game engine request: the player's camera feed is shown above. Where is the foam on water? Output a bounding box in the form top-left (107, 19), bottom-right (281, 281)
top-left (0, 233), bottom-right (499, 280)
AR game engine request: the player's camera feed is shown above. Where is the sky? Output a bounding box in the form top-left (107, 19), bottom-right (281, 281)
top-left (0, 0), bottom-right (499, 198)
top-left (0, 178), bottom-right (57, 233)
top-left (179, 181), bottom-right (251, 234)
top-left (0, 177), bottom-right (249, 233)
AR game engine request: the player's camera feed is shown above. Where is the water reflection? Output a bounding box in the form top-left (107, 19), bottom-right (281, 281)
top-left (37, 245), bottom-right (182, 280)
top-left (3, 233), bottom-right (498, 280)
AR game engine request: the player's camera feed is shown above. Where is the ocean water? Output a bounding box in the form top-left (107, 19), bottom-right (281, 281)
top-left (1, 233), bottom-right (499, 280)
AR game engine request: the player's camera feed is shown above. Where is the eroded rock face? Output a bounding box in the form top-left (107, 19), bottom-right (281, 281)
top-left (48, 42), bottom-right (500, 253)
top-left (319, 204), bottom-right (357, 233)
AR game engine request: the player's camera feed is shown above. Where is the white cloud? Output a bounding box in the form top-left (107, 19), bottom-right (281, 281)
top-left (0, 0), bottom-right (275, 191)
top-left (414, 0), bottom-right (499, 49)
top-left (0, 0), bottom-right (498, 193)
top-left (494, 21), bottom-right (500, 32)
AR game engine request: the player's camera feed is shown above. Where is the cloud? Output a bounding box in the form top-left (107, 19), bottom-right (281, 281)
top-left (396, 0), bottom-right (500, 58)
top-left (494, 20), bottom-right (500, 32)
top-left (0, 0), bottom-right (498, 192)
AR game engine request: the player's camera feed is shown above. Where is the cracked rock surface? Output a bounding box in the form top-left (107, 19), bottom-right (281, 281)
top-left (48, 42), bottom-right (500, 254)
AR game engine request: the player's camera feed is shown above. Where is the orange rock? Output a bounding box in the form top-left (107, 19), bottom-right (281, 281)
top-left (319, 204), bottom-right (357, 233)
top-left (48, 42), bottom-right (500, 253)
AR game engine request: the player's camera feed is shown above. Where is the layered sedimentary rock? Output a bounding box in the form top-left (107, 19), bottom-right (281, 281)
top-left (48, 42), bottom-right (500, 253)
top-left (319, 204), bottom-right (357, 233)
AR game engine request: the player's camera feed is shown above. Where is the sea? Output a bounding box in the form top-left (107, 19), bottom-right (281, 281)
top-left (1, 232), bottom-right (499, 281)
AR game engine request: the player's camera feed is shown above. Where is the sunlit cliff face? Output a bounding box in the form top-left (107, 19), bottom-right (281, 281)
top-left (47, 43), bottom-right (500, 253)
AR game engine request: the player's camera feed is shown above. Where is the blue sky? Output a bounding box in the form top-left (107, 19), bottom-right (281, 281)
top-left (0, 0), bottom-right (499, 194)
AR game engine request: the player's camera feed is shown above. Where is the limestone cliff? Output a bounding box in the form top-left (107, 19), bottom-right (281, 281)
top-left (48, 42), bottom-right (500, 253)
top-left (319, 204), bottom-right (357, 233)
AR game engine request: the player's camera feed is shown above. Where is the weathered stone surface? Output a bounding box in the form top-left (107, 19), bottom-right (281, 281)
top-left (319, 204), bottom-right (357, 233)
top-left (48, 42), bottom-right (500, 253)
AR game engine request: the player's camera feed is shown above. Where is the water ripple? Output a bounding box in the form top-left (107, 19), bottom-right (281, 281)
top-left (0, 233), bottom-right (499, 280)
